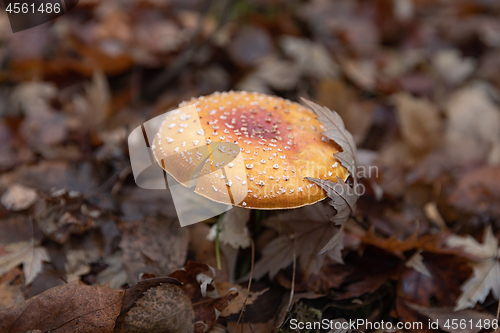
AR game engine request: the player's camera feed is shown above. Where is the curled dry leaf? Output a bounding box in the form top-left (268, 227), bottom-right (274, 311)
top-left (300, 99), bottom-right (360, 260)
top-left (304, 177), bottom-right (358, 255)
top-left (301, 98), bottom-right (358, 178)
top-left (0, 283), bottom-right (122, 333)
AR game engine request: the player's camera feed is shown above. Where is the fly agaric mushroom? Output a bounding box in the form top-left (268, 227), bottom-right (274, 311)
top-left (152, 91), bottom-right (349, 210)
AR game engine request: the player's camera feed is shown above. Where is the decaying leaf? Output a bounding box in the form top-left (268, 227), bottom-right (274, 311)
top-left (124, 283), bottom-right (195, 333)
top-left (445, 226), bottom-right (500, 311)
top-left (118, 277), bottom-right (182, 317)
top-left (0, 283), bottom-right (122, 333)
top-left (0, 240), bottom-right (50, 285)
top-left (33, 192), bottom-right (98, 245)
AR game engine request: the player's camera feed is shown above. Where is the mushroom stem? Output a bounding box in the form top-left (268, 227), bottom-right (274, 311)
top-left (254, 210), bottom-right (266, 236)
top-left (215, 213), bottom-right (224, 270)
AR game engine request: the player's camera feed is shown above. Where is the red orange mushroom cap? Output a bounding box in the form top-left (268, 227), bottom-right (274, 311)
top-left (152, 91), bottom-right (349, 209)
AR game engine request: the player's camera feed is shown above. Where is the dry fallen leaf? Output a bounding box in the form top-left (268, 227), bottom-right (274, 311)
top-left (1, 183), bottom-right (38, 211)
top-left (445, 226), bottom-right (500, 311)
top-left (318, 79), bottom-right (374, 145)
top-left (0, 240), bottom-right (50, 285)
top-left (394, 93), bottom-right (442, 153)
top-left (119, 216), bottom-right (189, 283)
top-left (252, 56), bottom-right (301, 91)
top-left (448, 166), bottom-right (500, 219)
top-left (10, 81), bottom-right (57, 117)
top-left (0, 268), bottom-right (24, 311)
top-left (405, 250), bottom-right (431, 278)
top-left (216, 282), bottom-right (267, 317)
top-left (341, 58), bottom-right (376, 91)
top-left (33, 193), bottom-right (98, 245)
top-left (444, 84), bottom-right (500, 165)
top-left (123, 283), bottom-right (195, 333)
top-left (432, 49), bottom-right (476, 85)
top-left (300, 99), bottom-right (360, 258)
top-left (253, 204), bottom-right (345, 279)
top-left (0, 283), bottom-right (122, 333)
top-left (280, 36), bottom-right (340, 79)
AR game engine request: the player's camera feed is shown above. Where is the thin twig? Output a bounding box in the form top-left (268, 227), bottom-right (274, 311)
top-left (235, 239), bottom-right (255, 332)
top-left (286, 221), bottom-right (298, 313)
